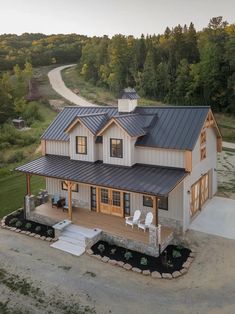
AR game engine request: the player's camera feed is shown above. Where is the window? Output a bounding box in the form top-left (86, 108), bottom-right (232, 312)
top-left (76, 136), bottom-right (87, 154)
top-left (143, 195), bottom-right (153, 207)
top-left (124, 193), bottom-right (130, 216)
top-left (158, 197), bottom-right (168, 211)
top-left (61, 181), bottom-right (79, 192)
top-left (101, 188), bottom-right (109, 204)
top-left (112, 191), bottom-right (121, 206)
top-left (110, 138), bottom-right (123, 158)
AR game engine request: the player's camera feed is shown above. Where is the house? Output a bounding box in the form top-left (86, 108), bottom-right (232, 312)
top-left (16, 88), bottom-right (222, 253)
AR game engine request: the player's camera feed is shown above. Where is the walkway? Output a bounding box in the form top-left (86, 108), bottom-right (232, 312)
top-left (48, 64), bottom-right (96, 106)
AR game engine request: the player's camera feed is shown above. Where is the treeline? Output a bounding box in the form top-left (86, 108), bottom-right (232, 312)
top-left (78, 17), bottom-right (235, 113)
top-left (0, 17), bottom-right (234, 113)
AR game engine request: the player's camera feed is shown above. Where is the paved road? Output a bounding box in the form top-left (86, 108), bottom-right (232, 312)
top-left (190, 196), bottom-right (235, 239)
top-left (48, 64), bottom-right (97, 107)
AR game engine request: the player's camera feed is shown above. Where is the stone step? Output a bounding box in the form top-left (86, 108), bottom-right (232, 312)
top-left (59, 235), bottom-right (86, 246)
top-left (50, 240), bottom-right (85, 256)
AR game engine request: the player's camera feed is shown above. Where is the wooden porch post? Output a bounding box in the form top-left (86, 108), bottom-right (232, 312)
top-left (67, 181), bottom-right (72, 221)
top-left (26, 174), bottom-right (31, 195)
top-left (152, 196), bottom-right (158, 226)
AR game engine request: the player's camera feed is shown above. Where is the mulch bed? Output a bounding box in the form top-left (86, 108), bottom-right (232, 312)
top-left (91, 240), bottom-right (191, 274)
top-left (5, 209), bottom-right (55, 238)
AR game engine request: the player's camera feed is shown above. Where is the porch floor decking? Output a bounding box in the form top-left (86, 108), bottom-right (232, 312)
top-left (34, 203), bottom-right (173, 245)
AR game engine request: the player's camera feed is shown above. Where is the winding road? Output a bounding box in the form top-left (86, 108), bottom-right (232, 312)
top-left (48, 64), bottom-right (96, 107)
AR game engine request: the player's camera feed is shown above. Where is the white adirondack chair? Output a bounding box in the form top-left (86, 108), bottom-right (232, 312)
top-left (138, 212), bottom-right (153, 232)
top-left (125, 210), bottom-right (141, 228)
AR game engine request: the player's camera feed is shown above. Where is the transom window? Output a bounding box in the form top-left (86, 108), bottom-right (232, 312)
top-left (61, 181), bottom-right (79, 192)
top-left (76, 136), bottom-right (87, 155)
top-left (143, 195), bottom-right (153, 207)
top-left (110, 138), bottom-right (123, 158)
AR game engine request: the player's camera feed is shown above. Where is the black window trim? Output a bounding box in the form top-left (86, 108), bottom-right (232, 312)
top-left (143, 195), bottom-right (153, 208)
top-left (76, 136), bottom-right (87, 155)
top-left (158, 196), bottom-right (168, 211)
top-left (110, 138), bottom-right (123, 158)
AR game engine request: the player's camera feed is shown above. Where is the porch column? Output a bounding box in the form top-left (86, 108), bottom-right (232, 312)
top-left (152, 196), bottom-right (158, 226)
top-left (26, 174), bottom-right (31, 195)
top-left (67, 181), bottom-right (73, 221)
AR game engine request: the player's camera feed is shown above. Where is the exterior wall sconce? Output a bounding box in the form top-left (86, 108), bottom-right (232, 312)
top-left (187, 190), bottom-right (191, 194)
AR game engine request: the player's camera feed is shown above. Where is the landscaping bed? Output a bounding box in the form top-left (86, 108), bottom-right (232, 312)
top-left (90, 240), bottom-right (193, 278)
top-left (4, 209), bottom-right (55, 238)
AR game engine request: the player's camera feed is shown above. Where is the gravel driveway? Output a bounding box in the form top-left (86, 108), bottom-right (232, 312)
top-left (0, 227), bottom-right (234, 314)
top-left (48, 65), bottom-right (97, 107)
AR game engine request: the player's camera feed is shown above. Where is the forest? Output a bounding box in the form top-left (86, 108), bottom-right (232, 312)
top-left (0, 16), bottom-right (234, 121)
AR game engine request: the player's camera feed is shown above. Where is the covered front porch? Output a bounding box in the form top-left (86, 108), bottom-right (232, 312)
top-left (31, 201), bottom-right (173, 246)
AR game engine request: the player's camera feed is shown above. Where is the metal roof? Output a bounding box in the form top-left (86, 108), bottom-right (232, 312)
top-left (119, 88), bottom-right (140, 100)
top-left (76, 113), bottom-right (108, 135)
top-left (16, 155), bottom-right (188, 196)
top-left (41, 106), bottom-right (118, 141)
top-left (41, 105), bottom-right (210, 150)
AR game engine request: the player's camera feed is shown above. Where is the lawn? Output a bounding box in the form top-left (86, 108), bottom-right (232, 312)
top-left (214, 113), bottom-right (235, 143)
top-left (0, 172), bottom-right (45, 218)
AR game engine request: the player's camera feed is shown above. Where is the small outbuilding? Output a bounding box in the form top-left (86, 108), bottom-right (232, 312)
top-left (12, 117), bottom-right (25, 129)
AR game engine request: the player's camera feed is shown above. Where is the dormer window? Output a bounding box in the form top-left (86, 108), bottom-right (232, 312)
top-left (110, 138), bottom-right (123, 158)
top-left (76, 136), bottom-right (87, 155)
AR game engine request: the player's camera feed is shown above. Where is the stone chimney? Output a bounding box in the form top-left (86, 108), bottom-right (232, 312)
top-left (118, 88), bottom-right (140, 113)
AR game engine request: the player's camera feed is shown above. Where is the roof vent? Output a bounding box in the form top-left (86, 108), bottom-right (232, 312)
top-left (118, 88), bottom-right (140, 113)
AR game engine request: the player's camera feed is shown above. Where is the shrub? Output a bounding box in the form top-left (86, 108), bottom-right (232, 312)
top-left (46, 229), bottom-right (53, 237)
top-left (9, 218), bottom-right (18, 226)
top-left (6, 151), bottom-right (24, 164)
top-left (35, 226), bottom-right (41, 233)
top-left (97, 244), bottom-right (105, 253)
top-left (110, 248), bottom-right (116, 255)
top-left (172, 249), bottom-right (182, 258)
top-left (25, 222), bottom-right (32, 230)
top-left (140, 257), bottom-right (148, 266)
top-left (176, 244), bottom-right (184, 250)
top-left (12, 211), bottom-right (21, 217)
top-left (15, 221), bottom-right (23, 228)
top-left (124, 251), bottom-right (133, 261)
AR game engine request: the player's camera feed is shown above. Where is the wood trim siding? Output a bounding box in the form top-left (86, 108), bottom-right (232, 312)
top-left (184, 151), bottom-right (192, 172)
top-left (41, 140), bottom-right (46, 156)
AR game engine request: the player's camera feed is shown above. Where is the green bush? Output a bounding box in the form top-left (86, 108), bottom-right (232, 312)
top-left (22, 102), bottom-right (43, 125)
top-left (97, 244), bottom-right (105, 253)
top-left (35, 226), bottom-right (41, 233)
top-left (15, 221), bottom-right (23, 228)
top-left (110, 248), bottom-right (116, 255)
top-left (6, 151), bottom-right (24, 164)
top-left (46, 229), bottom-right (53, 237)
top-left (140, 257), bottom-right (148, 266)
top-left (25, 222), bottom-right (32, 230)
top-left (9, 218), bottom-right (18, 226)
top-left (172, 249), bottom-right (182, 258)
top-left (124, 251), bottom-right (133, 261)
top-left (11, 210), bottom-right (21, 217)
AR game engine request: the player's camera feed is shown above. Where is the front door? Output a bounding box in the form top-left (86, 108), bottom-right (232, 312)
top-left (99, 188), bottom-right (124, 217)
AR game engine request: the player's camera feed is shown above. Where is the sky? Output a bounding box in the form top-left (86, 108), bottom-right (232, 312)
top-left (0, 0), bottom-right (234, 37)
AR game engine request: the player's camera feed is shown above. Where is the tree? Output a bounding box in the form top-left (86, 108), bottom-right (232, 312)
top-left (141, 49), bottom-right (157, 97)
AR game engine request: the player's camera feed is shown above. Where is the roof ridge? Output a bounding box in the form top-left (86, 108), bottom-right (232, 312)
top-left (77, 112), bottom-right (108, 118)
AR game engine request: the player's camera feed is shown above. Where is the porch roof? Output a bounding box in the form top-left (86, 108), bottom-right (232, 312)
top-left (15, 155), bottom-right (188, 196)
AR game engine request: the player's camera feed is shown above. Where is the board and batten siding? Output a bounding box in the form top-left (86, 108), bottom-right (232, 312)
top-left (46, 178), bottom-right (90, 209)
top-left (135, 146), bottom-right (185, 168)
top-left (45, 140), bottom-right (69, 156)
top-left (70, 123), bottom-right (96, 162)
top-left (130, 181), bottom-right (184, 222)
top-left (102, 123), bottom-right (135, 166)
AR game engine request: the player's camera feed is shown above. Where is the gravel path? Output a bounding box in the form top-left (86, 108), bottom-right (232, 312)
top-left (48, 64), bottom-right (97, 107)
top-left (0, 227), bottom-right (234, 314)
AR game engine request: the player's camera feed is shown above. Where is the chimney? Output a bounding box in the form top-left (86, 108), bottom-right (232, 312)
top-left (118, 88), bottom-right (140, 113)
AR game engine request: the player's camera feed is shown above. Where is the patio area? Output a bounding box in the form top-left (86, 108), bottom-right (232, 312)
top-left (33, 202), bottom-right (173, 245)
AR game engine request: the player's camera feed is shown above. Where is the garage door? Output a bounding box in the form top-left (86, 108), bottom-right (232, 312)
top-left (190, 172), bottom-right (209, 217)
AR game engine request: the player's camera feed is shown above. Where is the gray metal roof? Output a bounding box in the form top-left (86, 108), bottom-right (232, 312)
top-left (76, 113), bottom-right (108, 135)
top-left (41, 105), bottom-right (210, 150)
top-left (16, 155), bottom-right (188, 196)
top-left (114, 114), bottom-right (146, 137)
top-left (119, 88), bottom-right (140, 100)
top-left (41, 106), bottom-right (118, 141)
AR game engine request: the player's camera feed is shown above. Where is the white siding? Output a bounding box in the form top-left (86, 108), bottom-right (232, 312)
top-left (70, 123), bottom-right (96, 162)
top-left (97, 143), bottom-right (103, 161)
top-left (129, 182), bottom-right (184, 222)
top-left (183, 126), bottom-right (218, 231)
top-left (46, 178), bottom-right (90, 209)
top-left (135, 147), bottom-right (185, 168)
top-left (102, 123), bottom-right (135, 166)
top-left (46, 140), bottom-right (69, 156)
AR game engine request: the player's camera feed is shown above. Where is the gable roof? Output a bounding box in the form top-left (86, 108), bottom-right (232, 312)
top-left (65, 113), bottom-right (109, 135)
top-left (41, 105), bottom-right (212, 150)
